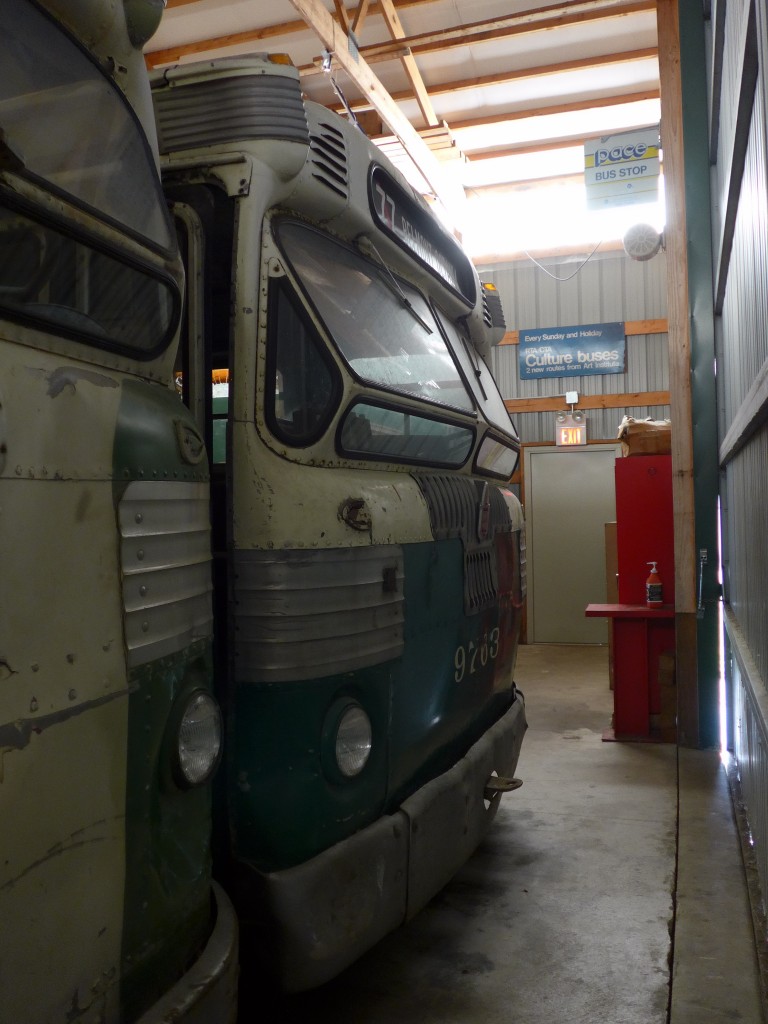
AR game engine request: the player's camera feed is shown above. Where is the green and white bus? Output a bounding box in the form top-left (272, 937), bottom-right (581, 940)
top-left (0, 2), bottom-right (237, 1020)
top-left (152, 53), bottom-right (527, 991)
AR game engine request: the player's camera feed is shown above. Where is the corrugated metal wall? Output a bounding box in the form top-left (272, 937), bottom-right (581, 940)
top-left (478, 249), bottom-right (669, 443)
top-left (708, 0), bottom-right (768, 902)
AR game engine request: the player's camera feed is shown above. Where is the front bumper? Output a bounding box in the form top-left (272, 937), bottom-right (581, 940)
top-left (247, 693), bottom-right (527, 992)
top-left (137, 881), bottom-right (239, 1024)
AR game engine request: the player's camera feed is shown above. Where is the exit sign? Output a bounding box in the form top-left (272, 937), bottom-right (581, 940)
top-left (555, 413), bottom-right (587, 447)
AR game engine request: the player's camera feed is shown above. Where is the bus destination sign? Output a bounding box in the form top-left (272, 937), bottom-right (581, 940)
top-left (369, 166), bottom-right (475, 303)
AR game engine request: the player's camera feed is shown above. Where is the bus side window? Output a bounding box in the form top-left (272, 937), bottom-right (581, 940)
top-left (266, 277), bottom-right (340, 445)
top-left (212, 370), bottom-right (229, 463)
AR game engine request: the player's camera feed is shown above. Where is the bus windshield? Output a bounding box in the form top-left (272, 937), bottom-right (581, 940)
top-left (0, 0), bottom-right (173, 250)
top-left (433, 309), bottom-right (517, 437)
top-left (275, 220), bottom-right (475, 414)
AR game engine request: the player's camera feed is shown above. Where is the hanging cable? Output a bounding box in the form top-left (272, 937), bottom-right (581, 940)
top-left (523, 239), bottom-right (604, 281)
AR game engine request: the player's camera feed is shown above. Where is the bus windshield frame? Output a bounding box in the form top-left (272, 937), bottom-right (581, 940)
top-left (273, 218), bottom-right (477, 417)
top-left (0, 0), bottom-right (175, 254)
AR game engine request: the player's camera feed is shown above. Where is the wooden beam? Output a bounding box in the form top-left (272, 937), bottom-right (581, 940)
top-left (285, 0), bottom-right (466, 222)
top-left (159, 0), bottom-right (654, 61)
top-left (468, 128), bottom-right (642, 162)
top-left (657, 0), bottom-right (698, 743)
top-left (626, 318), bottom-right (668, 336)
top-left (444, 89), bottom-right (660, 135)
top-left (350, 0), bottom-right (372, 34)
top-left (355, 0), bottom-right (656, 61)
top-left (146, 14), bottom-right (307, 66)
top-left (326, 48), bottom-right (659, 107)
top-left (333, 0), bottom-right (351, 31)
top-left (499, 319), bottom-right (668, 345)
top-left (658, 0), bottom-right (695, 613)
top-left (504, 390), bottom-right (670, 414)
top-left (377, 0), bottom-right (438, 126)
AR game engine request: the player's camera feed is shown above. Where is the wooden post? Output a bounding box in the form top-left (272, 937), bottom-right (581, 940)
top-left (657, 0), bottom-right (699, 745)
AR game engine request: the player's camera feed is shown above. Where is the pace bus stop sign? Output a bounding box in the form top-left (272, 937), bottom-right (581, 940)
top-left (556, 412), bottom-right (587, 447)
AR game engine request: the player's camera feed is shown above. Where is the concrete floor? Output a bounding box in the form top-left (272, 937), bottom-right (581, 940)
top-left (241, 644), bottom-right (765, 1023)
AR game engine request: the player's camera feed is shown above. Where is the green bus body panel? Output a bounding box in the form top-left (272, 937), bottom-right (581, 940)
top-left (113, 381), bottom-right (215, 1019)
top-left (231, 664), bottom-right (391, 870)
top-left (113, 378), bottom-right (209, 487)
top-left (121, 648), bottom-right (214, 1020)
top-left (391, 537), bottom-right (520, 802)
top-left (231, 534), bottom-right (522, 871)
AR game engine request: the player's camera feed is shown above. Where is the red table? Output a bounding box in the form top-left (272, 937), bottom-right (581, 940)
top-left (585, 603), bottom-right (675, 740)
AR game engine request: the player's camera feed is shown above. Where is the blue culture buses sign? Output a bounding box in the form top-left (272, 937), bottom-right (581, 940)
top-left (519, 322), bottom-right (626, 380)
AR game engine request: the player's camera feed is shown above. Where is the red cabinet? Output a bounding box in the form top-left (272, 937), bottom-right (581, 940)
top-left (587, 455), bottom-right (676, 741)
top-left (615, 455), bottom-right (674, 606)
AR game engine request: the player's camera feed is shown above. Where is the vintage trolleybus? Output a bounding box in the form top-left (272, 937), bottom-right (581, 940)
top-left (151, 54), bottom-right (527, 991)
top-left (0, 2), bottom-right (237, 1021)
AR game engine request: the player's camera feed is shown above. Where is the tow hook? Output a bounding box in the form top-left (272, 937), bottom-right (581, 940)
top-left (484, 775), bottom-right (523, 800)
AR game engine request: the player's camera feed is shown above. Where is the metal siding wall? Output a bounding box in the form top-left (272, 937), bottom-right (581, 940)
top-left (724, 427), bottom-right (768, 677)
top-left (713, 2), bottom-right (745, 244)
top-left (713, 0), bottom-right (768, 913)
top-left (732, 652), bottom-right (768, 903)
top-left (720, 87), bottom-right (768, 425)
top-left (485, 249), bottom-right (669, 444)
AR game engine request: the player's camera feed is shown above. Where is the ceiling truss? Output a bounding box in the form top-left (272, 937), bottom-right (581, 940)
top-left (151, 0), bottom-right (661, 228)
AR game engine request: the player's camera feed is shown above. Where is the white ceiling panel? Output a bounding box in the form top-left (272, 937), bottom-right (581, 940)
top-left (149, 0), bottom-right (663, 248)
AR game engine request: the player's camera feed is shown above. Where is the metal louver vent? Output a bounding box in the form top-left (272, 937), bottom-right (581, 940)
top-left (414, 474), bottom-right (512, 542)
top-left (482, 290), bottom-right (493, 329)
top-left (481, 283), bottom-right (506, 333)
top-left (153, 74), bottom-right (309, 154)
top-left (118, 481), bottom-right (213, 667)
top-left (309, 120), bottom-right (349, 199)
top-left (414, 474), bottom-right (513, 614)
top-left (233, 546), bottom-right (403, 682)
top-left (466, 548), bottom-right (498, 612)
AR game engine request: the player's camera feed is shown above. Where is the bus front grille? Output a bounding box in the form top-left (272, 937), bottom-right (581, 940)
top-left (233, 546), bottom-right (403, 683)
top-left (118, 481), bottom-right (213, 667)
top-left (152, 71), bottom-right (309, 154)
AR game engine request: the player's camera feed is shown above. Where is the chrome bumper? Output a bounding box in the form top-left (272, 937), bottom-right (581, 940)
top-left (137, 882), bottom-right (239, 1024)
top-left (251, 694), bottom-right (527, 992)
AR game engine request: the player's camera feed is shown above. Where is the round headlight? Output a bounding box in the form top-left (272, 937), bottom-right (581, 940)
top-left (335, 704), bottom-right (372, 778)
top-left (176, 691), bottom-right (222, 787)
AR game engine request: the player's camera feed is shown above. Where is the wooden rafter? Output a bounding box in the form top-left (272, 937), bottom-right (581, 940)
top-left (149, 0), bottom-right (659, 228)
top-left (146, 14), bottom-right (307, 67)
top-left (284, 0), bottom-right (467, 221)
top-left (351, 0), bottom-right (372, 33)
top-left (149, 0), bottom-right (654, 72)
top-left (376, 0), bottom-right (438, 126)
top-left (327, 48), bottom-right (659, 110)
top-left (333, 0), bottom-right (351, 31)
top-left (445, 89), bottom-right (659, 135)
top-left (342, 0), bottom-right (655, 62)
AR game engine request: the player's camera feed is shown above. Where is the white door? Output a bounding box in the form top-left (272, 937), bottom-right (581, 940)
top-left (525, 444), bottom-right (621, 644)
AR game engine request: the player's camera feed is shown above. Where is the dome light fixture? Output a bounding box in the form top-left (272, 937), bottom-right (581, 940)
top-left (622, 223), bottom-right (664, 261)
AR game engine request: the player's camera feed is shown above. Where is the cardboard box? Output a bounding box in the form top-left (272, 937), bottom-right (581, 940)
top-left (617, 416), bottom-right (672, 457)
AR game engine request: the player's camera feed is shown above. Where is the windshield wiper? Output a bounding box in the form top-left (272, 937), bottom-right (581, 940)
top-left (355, 234), bottom-right (433, 335)
top-left (460, 322), bottom-right (489, 401)
top-left (0, 131), bottom-right (25, 173)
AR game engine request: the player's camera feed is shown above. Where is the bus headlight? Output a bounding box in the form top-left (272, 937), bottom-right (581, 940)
top-left (334, 704), bottom-right (372, 778)
top-left (175, 691), bottom-right (222, 787)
